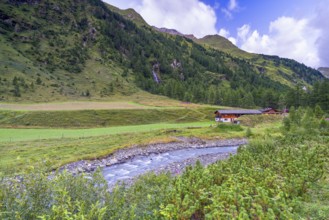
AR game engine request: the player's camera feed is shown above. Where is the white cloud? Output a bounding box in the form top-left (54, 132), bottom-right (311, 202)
top-left (237, 24), bottom-right (250, 41)
top-left (218, 28), bottom-right (230, 38)
top-left (228, 0), bottom-right (237, 11)
top-left (104, 0), bottom-right (218, 38)
top-left (221, 0), bottom-right (239, 19)
top-left (214, 1), bottom-right (220, 10)
top-left (237, 17), bottom-right (321, 68)
top-left (311, 1), bottom-right (329, 67)
top-left (141, 0), bottom-right (217, 38)
top-left (221, 8), bottom-right (232, 19)
top-left (228, 37), bottom-right (237, 45)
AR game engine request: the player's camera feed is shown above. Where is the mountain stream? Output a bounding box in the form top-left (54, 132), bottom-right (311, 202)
top-left (102, 146), bottom-right (238, 186)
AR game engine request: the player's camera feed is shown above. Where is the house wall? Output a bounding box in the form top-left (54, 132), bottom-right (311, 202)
top-left (220, 118), bottom-right (234, 123)
top-left (219, 114), bottom-right (237, 123)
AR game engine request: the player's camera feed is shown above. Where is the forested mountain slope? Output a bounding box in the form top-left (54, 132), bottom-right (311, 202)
top-left (0, 0), bottom-right (325, 108)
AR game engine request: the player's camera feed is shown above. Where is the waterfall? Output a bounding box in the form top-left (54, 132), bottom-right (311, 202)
top-left (152, 70), bottom-right (160, 83)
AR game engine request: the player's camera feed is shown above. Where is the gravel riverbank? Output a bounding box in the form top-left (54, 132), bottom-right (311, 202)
top-left (60, 137), bottom-right (248, 175)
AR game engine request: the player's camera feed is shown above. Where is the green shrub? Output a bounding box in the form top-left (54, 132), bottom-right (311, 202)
top-left (0, 108), bottom-right (327, 219)
top-left (239, 115), bottom-right (282, 127)
top-left (0, 169), bottom-right (108, 219)
top-left (215, 123), bottom-right (244, 132)
top-left (245, 127), bottom-right (253, 137)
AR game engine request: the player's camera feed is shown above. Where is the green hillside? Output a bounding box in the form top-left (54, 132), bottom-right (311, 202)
top-left (194, 35), bottom-right (324, 88)
top-left (106, 5), bottom-right (149, 27)
top-left (197, 34), bottom-right (253, 58)
top-left (0, 0), bottom-right (325, 109)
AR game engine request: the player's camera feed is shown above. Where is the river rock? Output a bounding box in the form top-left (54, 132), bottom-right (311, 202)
top-left (60, 138), bottom-right (248, 175)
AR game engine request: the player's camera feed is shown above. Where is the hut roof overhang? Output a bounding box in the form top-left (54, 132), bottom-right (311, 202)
top-left (214, 110), bottom-right (262, 115)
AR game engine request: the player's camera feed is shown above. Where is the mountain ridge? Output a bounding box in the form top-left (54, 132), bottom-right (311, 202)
top-left (152, 26), bottom-right (197, 40)
top-left (196, 34), bottom-right (253, 58)
top-left (106, 5), bottom-right (149, 27)
top-left (0, 0), bottom-right (325, 109)
top-left (114, 7), bottom-right (322, 82)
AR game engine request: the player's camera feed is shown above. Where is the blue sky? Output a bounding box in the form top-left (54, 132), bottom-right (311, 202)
top-left (103, 0), bottom-right (329, 68)
top-left (209, 0), bottom-right (314, 34)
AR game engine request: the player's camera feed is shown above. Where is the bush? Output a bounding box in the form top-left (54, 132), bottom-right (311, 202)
top-left (1, 108), bottom-right (327, 219)
top-left (1, 135), bottom-right (326, 219)
top-left (160, 136), bottom-right (327, 219)
top-left (239, 115), bottom-right (282, 127)
top-left (215, 123), bottom-right (244, 132)
top-left (246, 127), bottom-right (252, 137)
top-left (0, 169), bottom-right (108, 219)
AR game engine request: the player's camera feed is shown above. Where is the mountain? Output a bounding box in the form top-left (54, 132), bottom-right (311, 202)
top-left (152, 27), bottom-right (197, 40)
top-left (318, 67), bottom-right (329, 78)
top-left (197, 35), bottom-right (252, 58)
top-left (115, 9), bottom-right (324, 90)
top-left (0, 0), bottom-right (325, 108)
top-left (106, 5), bottom-right (148, 27)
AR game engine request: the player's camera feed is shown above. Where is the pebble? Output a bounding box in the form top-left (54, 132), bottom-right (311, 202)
top-left (60, 138), bottom-right (247, 175)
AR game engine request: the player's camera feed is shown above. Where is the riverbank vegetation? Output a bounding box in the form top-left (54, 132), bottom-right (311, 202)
top-left (1, 107), bottom-right (328, 219)
top-left (0, 121), bottom-right (246, 176)
top-left (0, 110), bottom-right (283, 176)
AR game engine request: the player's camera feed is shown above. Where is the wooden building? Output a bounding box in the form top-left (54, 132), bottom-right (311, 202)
top-left (260, 108), bottom-right (282, 114)
top-left (214, 109), bottom-right (262, 123)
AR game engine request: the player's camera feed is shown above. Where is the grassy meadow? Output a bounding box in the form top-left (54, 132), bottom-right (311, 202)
top-left (0, 100), bottom-right (284, 176)
top-left (0, 107), bottom-right (216, 128)
top-left (0, 123), bottom-right (247, 176)
top-left (0, 121), bottom-right (213, 142)
top-left (0, 105), bottom-right (282, 176)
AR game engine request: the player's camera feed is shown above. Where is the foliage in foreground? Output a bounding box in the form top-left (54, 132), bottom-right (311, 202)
top-left (215, 123), bottom-right (244, 132)
top-left (0, 108), bottom-right (328, 219)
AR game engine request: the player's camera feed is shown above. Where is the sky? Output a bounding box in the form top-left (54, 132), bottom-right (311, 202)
top-left (103, 0), bottom-right (329, 68)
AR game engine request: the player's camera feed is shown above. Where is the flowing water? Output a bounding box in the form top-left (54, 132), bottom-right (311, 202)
top-left (103, 146), bottom-right (238, 186)
top-left (152, 71), bottom-right (160, 83)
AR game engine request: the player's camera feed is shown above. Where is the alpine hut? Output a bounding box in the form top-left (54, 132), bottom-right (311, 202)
top-left (214, 109), bottom-right (262, 123)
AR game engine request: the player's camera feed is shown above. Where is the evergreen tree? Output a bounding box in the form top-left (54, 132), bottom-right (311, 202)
top-left (241, 92), bottom-right (255, 108)
top-left (314, 105), bottom-right (324, 119)
top-left (13, 84), bottom-right (21, 97)
top-left (36, 77), bottom-right (42, 85)
top-left (12, 76), bottom-right (18, 86)
top-left (246, 127), bottom-right (253, 137)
